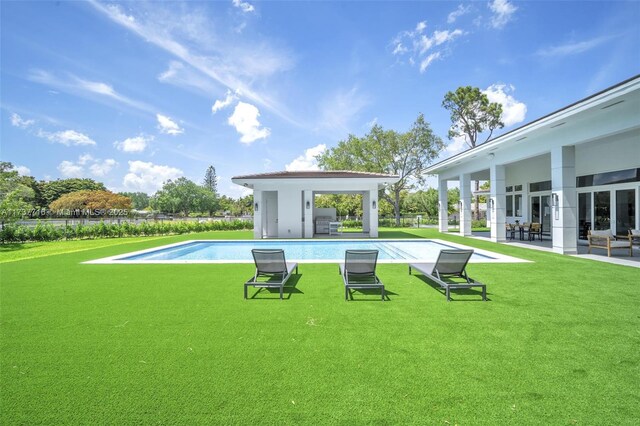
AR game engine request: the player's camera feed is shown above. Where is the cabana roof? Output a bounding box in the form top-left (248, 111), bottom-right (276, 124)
top-left (232, 170), bottom-right (399, 180)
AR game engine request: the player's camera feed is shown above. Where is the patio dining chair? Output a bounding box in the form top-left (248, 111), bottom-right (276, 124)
top-left (339, 250), bottom-right (385, 301)
top-left (244, 249), bottom-right (298, 300)
top-left (409, 249), bottom-right (487, 301)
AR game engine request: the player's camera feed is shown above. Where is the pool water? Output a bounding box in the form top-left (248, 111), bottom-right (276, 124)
top-left (114, 239), bottom-right (493, 262)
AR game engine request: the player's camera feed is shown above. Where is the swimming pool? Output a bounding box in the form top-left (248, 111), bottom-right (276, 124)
top-left (86, 239), bottom-right (527, 264)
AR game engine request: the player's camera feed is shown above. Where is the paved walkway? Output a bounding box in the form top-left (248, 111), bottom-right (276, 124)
top-left (469, 231), bottom-right (640, 268)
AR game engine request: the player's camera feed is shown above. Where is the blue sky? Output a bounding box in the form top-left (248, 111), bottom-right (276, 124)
top-left (2, 1), bottom-right (639, 197)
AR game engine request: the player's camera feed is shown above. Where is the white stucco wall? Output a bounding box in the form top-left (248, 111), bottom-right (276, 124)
top-left (575, 129), bottom-right (639, 176)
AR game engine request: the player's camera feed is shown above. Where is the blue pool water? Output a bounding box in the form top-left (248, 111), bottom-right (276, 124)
top-left (118, 240), bottom-right (493, 262)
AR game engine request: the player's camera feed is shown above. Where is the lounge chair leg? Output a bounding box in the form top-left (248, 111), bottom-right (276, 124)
top-left (280, 287), bottom-right (283, 300)
top-left (244, 284), bottom-right (247, 299)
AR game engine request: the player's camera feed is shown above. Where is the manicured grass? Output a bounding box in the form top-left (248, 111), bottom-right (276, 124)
top-left (1, 229), bottom-right (638, 424)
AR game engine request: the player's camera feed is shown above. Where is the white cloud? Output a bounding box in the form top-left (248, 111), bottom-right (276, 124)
top-left (212, 90), bottom-right (238, 113)
top-left (227, 102), bottom-right (270, 144)
top-left (445, 135), bottom-right (468, 155)
top-left (89, 1), bottom-right (297, 125)
top-left (58, 160), bottom-right (84, 178)
top-left (123, 160), bottom-right (183, 193)
top-left (447, 4), bottom-right (471, 24)
top-left (77, 154), bottom-right (94, 165)
top-left (89, 159), bottom-right (118, 177)
top-left (10, 113), bottom-right (35, 129)
top-left (483, 84), bottom-right (527, 127)
top-left (15, 165), bottom-right (31, 176)
top-left (57, 155), bottom-right (118, 178)
top-left (37, 129), bottom-right (97, 146)
top-left (536, 35), bottom-right (615, 57)
top-left (391, 21), bottom-right (464, 73)
top-left (28, 70), bottom-right (155, 114)
top-left (285, 144), bottom-right (327, 171)
top-left (318, 86), bottom-right (370, 134)
top-left (420, 52), bottom-right (441, 73)
top-left (232, 0), bottom-right (255, 13)
top-left (156, 114), bottom-right (184, 135)
top-left (158, 61), bottom-right (218, 94)
top-left (114, 135), bottom-right (153, 153)
top-left (392, 43), bottom-right (408, 55)
top-left (488, 0), bottom-right (517, 29)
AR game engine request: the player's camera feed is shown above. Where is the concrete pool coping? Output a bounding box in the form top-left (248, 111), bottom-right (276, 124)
top-left (84, 238), bottom-right (531, 265)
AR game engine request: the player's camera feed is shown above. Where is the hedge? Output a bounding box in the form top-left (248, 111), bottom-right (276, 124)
top-left (0, 219), bottom-right (253, 243)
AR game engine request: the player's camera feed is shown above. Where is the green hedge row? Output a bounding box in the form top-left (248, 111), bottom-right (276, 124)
top-left (0, 220), bottom-right (253, 243)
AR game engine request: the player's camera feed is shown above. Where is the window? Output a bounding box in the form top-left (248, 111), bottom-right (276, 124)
top-left (506, 186), bottom-right (513, 192)
top-left (530, 180), bottom-right (551, 192)
top-left (576, 168), bottom-right (640, 188)
top-left (506, 195), bottom-right (513, 216)
top-left (514, 194), bottom-right (522, 216)
top-left (514, 184), bottom-right (523, 192)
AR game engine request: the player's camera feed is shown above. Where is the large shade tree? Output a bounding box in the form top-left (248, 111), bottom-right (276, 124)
top-left (49, 190), bottom-right (132, 211)
top-left (317, 114), bottom-right (444, 226)
top-left (442, 86), bottom-right (504, 219)
top-left (0, 162), bottom-right (35, 221)
top-left (151, 177), bottom-right (217, 216)
top-left (38, 178), bottom-right (106, 207)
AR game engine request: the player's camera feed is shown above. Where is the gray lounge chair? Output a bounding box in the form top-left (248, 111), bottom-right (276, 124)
top-left (244, 249), bottom-right (298, 300)
top-left (339, 250), bottom-right (385, 301)
top-left (409, 249), bottom-right (486, 301)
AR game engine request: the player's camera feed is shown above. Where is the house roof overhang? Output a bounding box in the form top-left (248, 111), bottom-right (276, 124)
top-left (424, 74), bottom-right (640, 177)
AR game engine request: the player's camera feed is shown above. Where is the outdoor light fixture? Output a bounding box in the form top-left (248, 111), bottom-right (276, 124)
top-left (552, 193), bottom-right (559, 207)
top-left (372, 200), bottom-right (377, 209)
top-left (489, 198), bottom-right (494, 210)
top-left (306, 200), bottom-right (310, 209)
top-left (254, 202), bottom-right (259, 211)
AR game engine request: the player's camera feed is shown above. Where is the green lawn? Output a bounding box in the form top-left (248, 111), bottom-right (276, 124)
top-left (1, 229), bottom-right (638, 424)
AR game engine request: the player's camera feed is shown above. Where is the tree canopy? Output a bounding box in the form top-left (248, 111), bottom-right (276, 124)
top-left (442, 86), bottom-right (504, 148)
top-left (0, 162), bottom-right (35, 220)
top-left (150, 177), bottom-right (217, 216)
top-left (49, 190), bottom-right (132, 211)
top-left (118, 192), bottom-right (150, 210)
top-left (38, 178), bottom-right (106, 207)
top-left (317, 114), bottom-right (444, 225)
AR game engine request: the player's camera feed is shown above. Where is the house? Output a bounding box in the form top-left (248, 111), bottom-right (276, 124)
top-left (231, 171), bottom-right (399, 239)
top-left (424, 74), bottom-right (640, 255)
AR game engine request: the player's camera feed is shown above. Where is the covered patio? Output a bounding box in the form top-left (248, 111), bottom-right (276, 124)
top-left (426, 75), bottom-right (640, 257)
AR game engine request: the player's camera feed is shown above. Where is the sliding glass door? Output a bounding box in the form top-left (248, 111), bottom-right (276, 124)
top-left (616, 189), bottom-right (635, 235)
top-left (530, 195), bottom-right (551, 234)
top-left (593, 191), bottom-right (611, 230)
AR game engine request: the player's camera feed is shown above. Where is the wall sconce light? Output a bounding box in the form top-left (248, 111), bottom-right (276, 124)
top-left (552, 193), bottom-right (559, 207)
top-left (372, 200), bottom-right (377, 209)
top-left (489, 198), bottom-right (494, 210)
top-left (254, 202), bottom-right (259, 211)
top-left (306, 200), bottom-right (310, 209)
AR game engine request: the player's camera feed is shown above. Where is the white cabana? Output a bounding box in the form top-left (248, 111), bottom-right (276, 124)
top-left (232, 171), bottom-right (399, 239)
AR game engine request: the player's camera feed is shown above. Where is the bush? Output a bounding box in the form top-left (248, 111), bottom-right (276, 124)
top-left (0, 219), bottom-right (254, 243)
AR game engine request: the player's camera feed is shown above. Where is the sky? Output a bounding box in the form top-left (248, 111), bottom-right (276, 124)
top-left (1, 1), bottom-right (639, 197)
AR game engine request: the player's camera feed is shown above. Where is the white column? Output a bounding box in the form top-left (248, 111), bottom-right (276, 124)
top-left (304, 190), bottom-right (313, 238)
top-left (459, 173), bottom-right (471, 236)
top-left (362, 191), bottom-right (370, 233)
top-left (253, 190), bottom-right (263, 239)
top-left (551, 146), bottom-right (577, 254)
top-left (438, 178), bottom-right (448, 233)
top-left (490, 164), bottom-right (506, 242)
top-left (368, 189), bottom-right (378, 237)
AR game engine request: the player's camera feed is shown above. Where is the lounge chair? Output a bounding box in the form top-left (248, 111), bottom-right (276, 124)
top-left (409, 249), bottom-right (487, 301)
top-left (339, 250), bottom-right (385, 301)
top-left (244, 249), bottom-right (298, 299)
